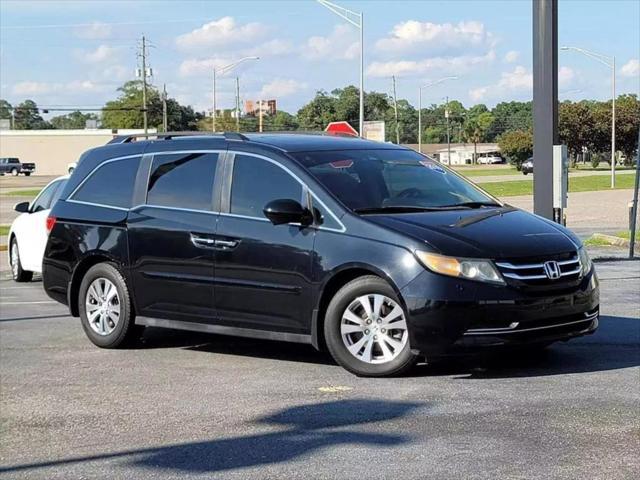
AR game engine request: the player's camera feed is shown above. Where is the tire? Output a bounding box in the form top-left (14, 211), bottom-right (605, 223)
top-left (24, 172), bottom-right (31, 176)
top-left (10, 168), bottom-right (18, 176)
top-left (10, 238), bottom-right (33, 282)
top-left (68, 168), bottom-right (74, 175)
top-left (78, 262), bottom-right (143, 348)
top-left (523, 171), bottom-right (528, 175)
top-left (324, 275), bottom-right (418, 377)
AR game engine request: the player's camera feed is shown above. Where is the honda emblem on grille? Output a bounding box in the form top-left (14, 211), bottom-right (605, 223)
top-left (543, 260), bottom-right (561, 280)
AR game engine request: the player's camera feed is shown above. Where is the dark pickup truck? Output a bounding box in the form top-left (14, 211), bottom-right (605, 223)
top-left (0, 157), bottom-right (36, 176)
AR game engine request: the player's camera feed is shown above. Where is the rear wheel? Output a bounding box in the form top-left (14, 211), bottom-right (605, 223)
top-left (324, 276), bottom-right (418, 377)
top-left (10, 238), bottom-right (33, 282)
top-left (10, 168), bottom-right (18, 176)
top-left (24, 172), bottom-right (31, 176)
top-left (79, 263), bottom-right (142, 348)
top-left (68, 167), bottom-right (74, 175)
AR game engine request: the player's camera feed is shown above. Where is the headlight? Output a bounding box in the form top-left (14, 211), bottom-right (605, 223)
top-left (415, 251), bottom-right (505, 285)
top-left (578, 246), bottom-right (592, 276)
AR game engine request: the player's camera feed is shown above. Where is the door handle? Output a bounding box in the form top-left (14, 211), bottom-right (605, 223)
top-left (190, 234), bottom-right (216, 248)
top-left (214, 239), bottom-right (238, 249)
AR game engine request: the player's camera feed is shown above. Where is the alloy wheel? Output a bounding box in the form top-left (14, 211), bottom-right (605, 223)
top-left (10, 242), bottom-right (19, 279)
top-left (85, 278), bottom-right (121, 336)
top-left (340, 294), bottom-right (408, 364)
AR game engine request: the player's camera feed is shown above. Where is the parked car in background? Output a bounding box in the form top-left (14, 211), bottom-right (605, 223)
top-left (477, 155), bottom-right (504, 165)
top-left (522, 158), bottom-right (534, 175)
top-left (8, 176), bottom-right (68, 282)
top-left (0, 157), bottom-right (36, 176)
top-left (42, 133), bottom-right (597, 377)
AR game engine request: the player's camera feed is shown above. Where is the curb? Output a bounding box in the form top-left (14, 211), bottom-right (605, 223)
top-left (0, 244), bottom-right (5, 252)
top-left (592, 233), bottom-right (639, 248)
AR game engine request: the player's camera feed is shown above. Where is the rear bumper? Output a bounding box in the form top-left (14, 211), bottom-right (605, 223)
top-left (400, 267), bottom-right (599, 357)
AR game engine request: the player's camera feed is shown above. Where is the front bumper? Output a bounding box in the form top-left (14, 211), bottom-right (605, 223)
top-left (400, 267), bottom-right (599, 357)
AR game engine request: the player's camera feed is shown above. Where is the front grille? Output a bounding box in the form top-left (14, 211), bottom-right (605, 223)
top-left (495, 251), bottom-right (582, 290)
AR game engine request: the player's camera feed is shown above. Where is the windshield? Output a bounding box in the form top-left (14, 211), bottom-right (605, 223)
top-left (292, 149), bottom-right (500, 212)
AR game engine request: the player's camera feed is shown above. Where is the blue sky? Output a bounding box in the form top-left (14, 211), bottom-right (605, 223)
top-left (1, 0), bottom-right (639, 117)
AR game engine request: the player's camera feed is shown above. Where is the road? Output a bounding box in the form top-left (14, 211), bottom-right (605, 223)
top-left (0, 260), bottom-right (638, 479)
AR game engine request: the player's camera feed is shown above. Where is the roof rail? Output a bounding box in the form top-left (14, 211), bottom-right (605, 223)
top-left (106, 131), bottom-right (249, 145)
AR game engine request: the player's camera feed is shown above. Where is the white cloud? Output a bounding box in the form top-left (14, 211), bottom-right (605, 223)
top-left (367, 50), bottom-right (495, 77)
top-left (260, 78), bottom-right (307, 98)
top-left (504, 50), bottom-right (519, 63)
top-left (558, 66), bottom-right (575, 87)
top-left (12, 80), bottom-right (109, 96)
top-left (304, 24), bottom-right (359, 61)
top-left (76, 45), bottom-right (120, 64)
top-left (244, 39), bottom-right (294, 57)
top-left (375, 20), bottom-right (496, 55)
top-left (620, 58), bottom-right (639, 77)
top-left (468, 65), bottom-right (532, 101)
top-left (176, 16), bottom-right (268, 50)
top-left (178, 58), bottom-right (237, 77)
top-left (102, 65), bottom-right (129, 81)
top-left (74, 21), bottom-right (112, 39)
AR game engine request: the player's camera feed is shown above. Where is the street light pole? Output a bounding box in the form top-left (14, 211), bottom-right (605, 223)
top-left (418, 76), bottom-right (458, 155)
top-left (317, 0), bottom-right (364, 136)
top-left (561, 46), bottom-right (616, 187)
top-left (211, 56), bottom-right (259, 133)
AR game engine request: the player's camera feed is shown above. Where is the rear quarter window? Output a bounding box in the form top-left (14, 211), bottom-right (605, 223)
top-left (71, 157), bottom-right (140, 209)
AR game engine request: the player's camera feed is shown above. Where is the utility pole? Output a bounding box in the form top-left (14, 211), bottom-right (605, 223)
top-left (259, 100), bottom-right (264, 133)
top-left (162, 83), bottom-right (168, 133)
top-left (445, 96), bottom-right (451, 165)
top-left (140, 35), bottom-right (148, 135)
top-left (392, 75), bottom-right (399, 144)
top-left (212, 69), bottom-right (217, 132)
top-left (235, 76), bottom-right (240, 133)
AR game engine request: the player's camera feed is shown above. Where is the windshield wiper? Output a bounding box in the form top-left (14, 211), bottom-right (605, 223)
top-left (354, 206), bottom-right (447, 214)
top-left (438, 201), bottom-right (502, 209)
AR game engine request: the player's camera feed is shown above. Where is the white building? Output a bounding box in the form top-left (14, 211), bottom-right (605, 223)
top-left (435, 144), bottom-right (502, 165)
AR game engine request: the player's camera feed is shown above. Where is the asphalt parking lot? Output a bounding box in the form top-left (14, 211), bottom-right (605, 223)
top-left (0, 260), bottom-right (638, 479)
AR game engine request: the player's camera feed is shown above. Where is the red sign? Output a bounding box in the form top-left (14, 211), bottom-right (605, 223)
top-left (325, 121), bottom-right (358, 137)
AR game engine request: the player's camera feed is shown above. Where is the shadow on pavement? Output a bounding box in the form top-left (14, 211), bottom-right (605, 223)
top-left (420, 315), bottom-right (640, 379)
top-left (137, 315), bottom-right (639, 377)
top-left (0, 399), bottom-right (422, 475)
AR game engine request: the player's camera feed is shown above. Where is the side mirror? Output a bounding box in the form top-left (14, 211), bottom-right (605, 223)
top-left (263, 199), bottom-right (313, 226)
top-left (14, 201), bottom-right (30, 213)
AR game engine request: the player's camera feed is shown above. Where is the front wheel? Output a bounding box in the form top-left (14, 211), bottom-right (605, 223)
top-left (10, 238), bottom-right (33, 282)
top-left (68, 168), bottom-right (74, 175)
top-left (324, 276), bottom-right (418, 377)
top-left (79, 263), bottom-right (143, 348)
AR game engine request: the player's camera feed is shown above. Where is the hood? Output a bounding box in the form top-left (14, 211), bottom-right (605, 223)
top-left (365, 207), bottom-right (579, 259)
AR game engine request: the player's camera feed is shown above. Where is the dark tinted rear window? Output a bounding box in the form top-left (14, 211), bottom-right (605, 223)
top-left (72, 157), bottom-right (140, 208)
top-left (147, 153), bottom-right (218, 211)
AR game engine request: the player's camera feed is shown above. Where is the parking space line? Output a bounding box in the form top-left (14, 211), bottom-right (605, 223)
top-left (1, 301), bottom-right (59, 305)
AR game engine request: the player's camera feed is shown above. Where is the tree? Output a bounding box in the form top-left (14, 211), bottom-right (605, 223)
top-left (297, 90), bottom-right (338, 130)
top-left (266, 111), bottom-right (299, 131)
top-left (50, 111), bottom-right (99, 129)
top-left (13, 100), bottom-right (51, 129)
top-left (0, 99), bottom-right (12, 120)
top-left (615, 94), bottom-right (640, 165)
top-left (490, 101), bottom-right (532, 140)
top-left (102, 81), bottom-right (200, 131)
top-left (464, 111), bottom-right (494, 163)
top-left (559, 101), bottom-right (595, 160)
top-left (497, 130), bottom-right (533, 169)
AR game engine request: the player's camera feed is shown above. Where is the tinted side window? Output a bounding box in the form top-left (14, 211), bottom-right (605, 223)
top-left (73, 157), bottom-right (140, 208)
top-left (31, 181), bottom-right (62, 213)
top-left (147, 153), bottom-right (218, 211)
top-left (49, 179), bottom-right (68, 207)
top-left (230, 155), bottom-right (302, 218)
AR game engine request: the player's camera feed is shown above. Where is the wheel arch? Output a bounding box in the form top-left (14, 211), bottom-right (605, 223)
top-left (68, 251), bottom-right (127, 317)
top-left (311, 263), bottom-right (406, 351)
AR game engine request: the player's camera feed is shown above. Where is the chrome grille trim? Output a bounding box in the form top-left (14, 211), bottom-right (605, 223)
top-left (495, 252), bottom-right (581, 282)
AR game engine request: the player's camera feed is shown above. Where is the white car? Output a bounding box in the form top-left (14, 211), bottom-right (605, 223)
top-left (8, 176), bottom-right (68, 282)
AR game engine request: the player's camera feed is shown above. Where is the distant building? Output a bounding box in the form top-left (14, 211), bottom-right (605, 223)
top-left (244, 99), bottom-right (277, 116)
top-left (436, 144), bottom-right (501, 165)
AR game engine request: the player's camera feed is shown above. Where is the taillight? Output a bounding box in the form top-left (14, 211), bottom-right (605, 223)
top-left (46, 216), bottom-right (57, 234)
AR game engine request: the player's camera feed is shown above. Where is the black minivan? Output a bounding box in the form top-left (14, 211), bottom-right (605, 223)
top-left (43, 133), bottom-right (598, 376)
